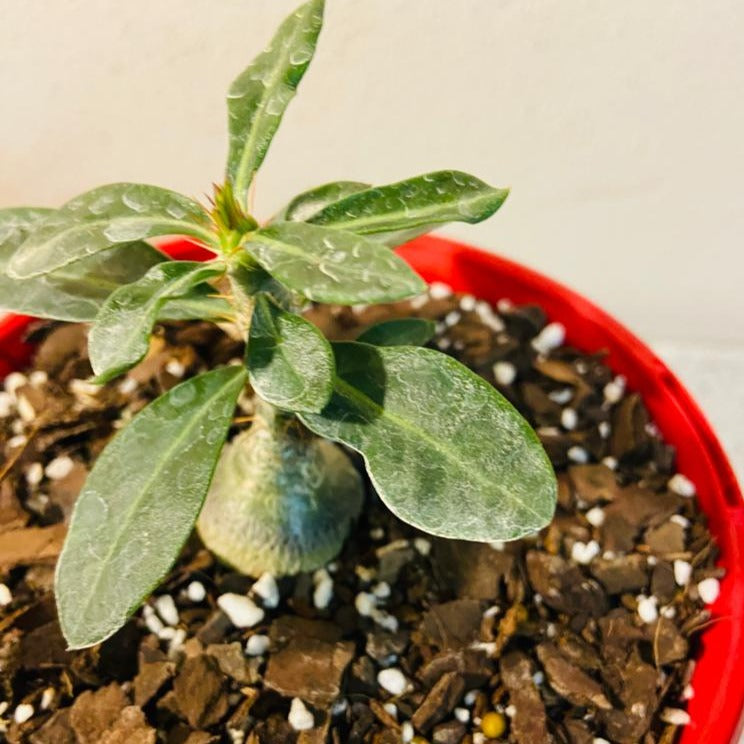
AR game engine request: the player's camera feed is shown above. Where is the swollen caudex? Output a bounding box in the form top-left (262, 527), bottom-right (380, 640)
top-left (197, 401), bottom-right (364, 576)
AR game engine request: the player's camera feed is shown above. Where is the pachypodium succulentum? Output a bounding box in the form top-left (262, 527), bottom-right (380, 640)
top-left (0, 0), bottom-right (557, 649)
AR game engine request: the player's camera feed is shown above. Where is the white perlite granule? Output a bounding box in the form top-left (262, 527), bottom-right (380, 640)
top-left (637, 595), bottom-right (659, 624)
top-left (29, 370), bottom-right (48, 387)
top-left (377, 667), bottom-right (408, 696)
top-left (25, 462), bottom-right (43, 487)
top-left (154, 594), bottom-right (179, 626)
top-left (383, 702), bottom-right (397, 719)
top-left (567, 446), bottom-right (589, 464)
top-left (288, 698), bottom-right (314, 731)
top-left (40, 688), bottom-right (55, 711)
top-left (45, 455), bottom-right (74, 480)
top-left (0, 583), bottom-right (12, 606)
top-left (493, 361), bottom-right (517, 386)
top-left (660, 708), bottom-right (691, 726)
top-left (4, 372), bottom-right (27, 397)
top-left (697, 577), bottom-right (720, 604)
top-left (585, 506), bottom-right (606, 527)
top-left (14, 703), bottom-right (34, 724)
top-left (668, 473), bottom-right (696, 498)
top-left (561, 408), bottom-right (578, 430)
top-left (413, 537), bottom-right (431, 556)
top-left (603, 375), bottom-right (626, 404)
top-left (245, 634), bottom-right (270, 656)
top-left (217, 593), bottom-right (265, 628)
top-left (532, 322), bottom-right (566, 354)
top-left (165, 359), bottom-right (186, 378)
top-left (354, 592), bottom-right (377, 617)
top-left (186, 581), bottom-right (206, 602)
top-left (673, 560), bottom-right (693, 586)
top-left (0, 391), bottom-right (15, 417)
top-left (571, 540), bottom-right (600, 565)
top-left (428, 282), bottom-right (452, 300)
top-left (252, 572), bottom-right (280, 608)
top-left (312, 569), bottom-right (334, 610)
top-left (142, 605), bottom-right (164, 635)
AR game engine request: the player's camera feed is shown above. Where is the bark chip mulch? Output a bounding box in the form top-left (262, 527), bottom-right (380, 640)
top-left (0, 284), bottom-right (722, 743)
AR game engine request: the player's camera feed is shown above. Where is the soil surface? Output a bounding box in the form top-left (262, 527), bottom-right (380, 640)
top-left (0, 285), bottom-right (722, 743)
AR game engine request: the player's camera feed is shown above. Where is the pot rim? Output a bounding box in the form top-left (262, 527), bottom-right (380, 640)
top-left (1, 234), bottom-right (741, 743)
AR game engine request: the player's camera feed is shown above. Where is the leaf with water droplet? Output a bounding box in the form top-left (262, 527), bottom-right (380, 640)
top-left (56, 364), bottom-right (247, 649)
top-left (8, 184), bottom-right (217, 279)
top-left (246, 294), bottom-right (334, 413)
top-left (300, 343), bottom-right (557, 542)
top-left (244, 221), bottom-right (425, 305)
top-left (0, 207), bottom-right (175, 321)
top-left (226, 0), bottom-right (325, 204)
top-left (89, 261), bottom-right (226, 383)
top-left (274, 181), bottom-right (370, 222)
top-left (356, 317), bottom-right (436, 347)
top-left (308, 170), bottom-right (509, 245)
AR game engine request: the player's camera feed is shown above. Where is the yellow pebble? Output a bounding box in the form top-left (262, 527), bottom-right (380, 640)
top-left (410, 738), bottom-right (428, 744)
top-left (481, 710), bottom-right (507, 739)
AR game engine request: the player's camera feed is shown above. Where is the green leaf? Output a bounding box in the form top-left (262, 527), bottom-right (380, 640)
top-left (0, 207), bottom-right (54, 247)
top-left (8, 184), bottom-right (216, 279)
top-left (159, 288), bottom-right (235, 322)
top-left (56, 365), bottom-right (246, 649)
top-left (276, 181), bottom-right (370, 222)
top-left (226, 0), bottom-right (325, 203)
top-left (300, 343), bottom-right (557, 542)
top-left (356, 318), bottom-right (436, 347)
top-left (308, 170), bottom-right (509, 243)
top-left (89, 261), bottom-right (226, 383)
top-left (246, 294), bottom-right (334, 413)
top-left (244, 222), bottom-right (426, 305)
top-left (0, 207), bottom-right (170, 322)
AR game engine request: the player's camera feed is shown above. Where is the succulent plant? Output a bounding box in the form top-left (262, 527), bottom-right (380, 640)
top-left (0, 0), bottom-right (557, 649)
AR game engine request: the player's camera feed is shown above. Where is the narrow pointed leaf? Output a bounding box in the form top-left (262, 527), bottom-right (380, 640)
top-left (356, 318), bottom-right (436, 347)
top-left (244, 222), bottom-right (426, 305)
top-left (8, 184), bottom-right (216, 279)
top-left (300, 343), bottom-right (556, 542)
top-left (0, 207), bottom-right (170, 321)
top-left (276, 180), bottom-right (370, 222)
top-left (89, 261), bottom-right (226, 383)
top-left (56, 365), bottom-right (246, 649)
top-left (227, 0), bottom-right (325, 203)
top-left (308, 170), bottom-right (509, 243)
top-left (247, 294), bottom-right (333, 413)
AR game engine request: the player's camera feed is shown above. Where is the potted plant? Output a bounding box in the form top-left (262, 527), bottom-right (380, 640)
top-left (1, 2), bottom-right (742, 743)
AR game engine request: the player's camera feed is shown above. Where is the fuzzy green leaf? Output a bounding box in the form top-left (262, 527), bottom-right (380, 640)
top-left (277, 181), bottom-right (370, 222)
top-left (8, 184), bottom-right (216, 279)
top-left (300, 343), bottom-right (556, 542)
top-left (244, 222), bottom-right (426, 305)
top-left (308, 170), bottom-right (509, 243)
top-left (356, 318), bottom-right (436, 347)
top-left (56, 365), bottom-right (246, 649)
top-left (226, 0), bottom-right (324, 203)
top-left (89, 261), bottom-right (226, 383)
top-left (247, 294), bottom-right (334, 413)
top-left (0, 207), bottom-right (173, 321)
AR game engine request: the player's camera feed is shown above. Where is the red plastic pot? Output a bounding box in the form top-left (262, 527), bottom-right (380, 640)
top-left (1, 235), bottom-right (742, 743)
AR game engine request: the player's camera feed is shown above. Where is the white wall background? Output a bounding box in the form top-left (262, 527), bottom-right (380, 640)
top-left (1, 0), bottom-right (743, 475)
top-left (2, 0), bottom-right (743, 345)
